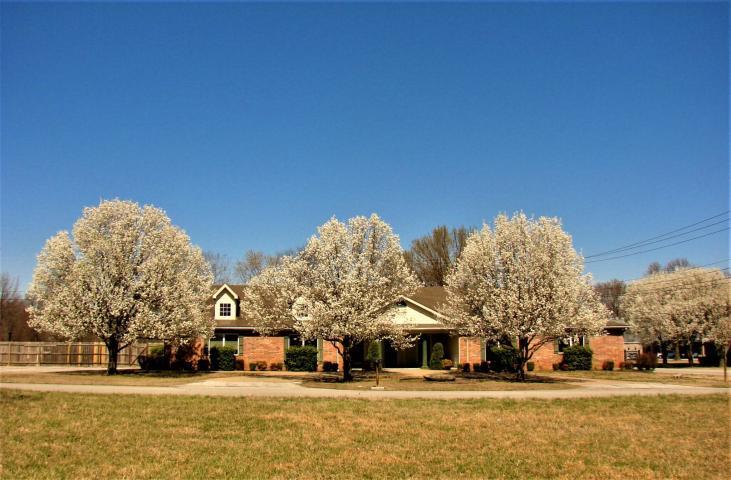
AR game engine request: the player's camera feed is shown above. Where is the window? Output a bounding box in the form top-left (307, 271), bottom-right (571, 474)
top-left (219, 303), bottom-right (232, 317)
top-left (555, 335), bottom-right (588, 353)
top-left (289, 334), bottom-right (318, 348)
top-left (209, 335), bottom-right (224, 350)
top-left (225, 334), bottom-right (239, 354)
top-left (208, 334), bottom-right (240, 354)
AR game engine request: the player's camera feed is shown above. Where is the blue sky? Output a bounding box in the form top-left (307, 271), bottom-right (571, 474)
top-left (1, 1), bottom-right (728, 290)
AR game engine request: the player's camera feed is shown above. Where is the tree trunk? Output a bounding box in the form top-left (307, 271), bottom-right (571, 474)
top-left (674, 342), bottom-right (681, 363)
top-left (687, 339), bottom-right (693, 367)
top-left (342, 350), bottom-right (352, 382)
top-left (106, 338), bottom-right (119, 375)
top-left (723, 346), bottom-right (728, 383)
top-left (515, 338), bottom-right (528, 381)
top-left (660, 341), bottom-right (668, 366)
top-left (341, 337), bottom-right (353, 382)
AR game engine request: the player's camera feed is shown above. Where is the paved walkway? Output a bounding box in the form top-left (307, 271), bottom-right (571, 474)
top-left (1, 377), bottom-right (728, 400)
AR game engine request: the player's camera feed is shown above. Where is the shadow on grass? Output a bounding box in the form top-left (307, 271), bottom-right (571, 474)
top-left (454, 372), bottom-right (575, 384)
top-left (61, 369), bottom-right (218, 379)
top-left (306, 371), bottom-right (575, 385)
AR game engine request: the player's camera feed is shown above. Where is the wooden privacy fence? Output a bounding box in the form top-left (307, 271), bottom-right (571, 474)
top-left (0, 342), bottom-right (151, 366)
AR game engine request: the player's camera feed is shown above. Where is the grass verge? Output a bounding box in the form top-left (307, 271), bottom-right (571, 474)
top-left (540, 370), bottom-right (730, 388)
top-left (0, 369), bottom-right (243, 386)
top-left (302, 371), bottom-right (578, 391)
top-left (1, 390), bottom-right (729, 479)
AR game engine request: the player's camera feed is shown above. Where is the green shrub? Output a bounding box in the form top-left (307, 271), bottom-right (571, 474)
top-left (479, 361), bottom-right (489, 373)
top-left (489, 346), bottom-right (516, 372)
top-left (249, 361), bottom-right (257, 371)
top-left (365, 342), bottom-right (382, 371)
top-left (460, 363), bottom-right (470, 373)
top-left (322, 361), bottom-right (338, 372)
top-left (216, 346), bottom-right (236, 371)
top-left (562, 345), bottom-right (593, 371)
top-left (552, 363), bottom-right (560, 371)
top-left (137, 344), bottom-right (167, 370)
top-left (441, 359), bottom-right (454, 370)
top-left (149, 345), bottom-right (165, 357)
top-left (269, 362), bottom-right (283, 371)
top-left (526, 361), bottom-right (535, 372)
top-left (285, 346), bottom-right (318, 372)
top-left (602, 360), bottom-right (615, 371)
top-left (636, 352), bottom-right (657, 371)
top-left (429, 342), bottom-right (445, 370)
top-left (622, 361), bottom-right (634, 370)
top-left (472, 363), bottom-right (481, 372)
top-left (256, 360), bottom-right (268, 371)
top-left (197, 358), bottom-right (210, 371)
top-left (210, 347), bottom-right (221, 371)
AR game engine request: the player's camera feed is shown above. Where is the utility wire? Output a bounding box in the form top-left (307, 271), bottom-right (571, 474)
top-left (585, 211), bottom-right (730, 258)
top-left (585, 218), bottom-right (728, 258)
top-left (585, 227), bottom-right (729, 264)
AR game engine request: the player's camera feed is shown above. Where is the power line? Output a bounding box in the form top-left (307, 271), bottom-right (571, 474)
top-left (585, 227), bottom-right (729, 264)
top-left (585, 211), bottom-right (730, 258)
top-left (586, 218), bottom-right (728, 259)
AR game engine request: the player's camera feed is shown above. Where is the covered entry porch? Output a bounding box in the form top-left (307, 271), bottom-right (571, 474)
top-left (382, 332), bottom-right (458, 368)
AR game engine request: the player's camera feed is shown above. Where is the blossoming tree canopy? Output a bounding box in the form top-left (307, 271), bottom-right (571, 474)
top-left (621, 267), bottom-right (730, 366)
top-left (444, 212), bottom-right (608, 379)
top-left (243, 214), bottom-right (419, 381)
top-left (26, 199), bottom-right (214, 374)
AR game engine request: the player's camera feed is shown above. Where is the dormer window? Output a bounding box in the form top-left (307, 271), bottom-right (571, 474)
top-left (219, 303), bottom-right (232, 317)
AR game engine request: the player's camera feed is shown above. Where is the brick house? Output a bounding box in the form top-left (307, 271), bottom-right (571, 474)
top-left (209, 284), bottom-right (628, 371)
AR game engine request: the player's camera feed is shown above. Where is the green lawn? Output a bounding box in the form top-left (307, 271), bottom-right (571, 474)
top-left (1, 390), bottom-right (728, 479)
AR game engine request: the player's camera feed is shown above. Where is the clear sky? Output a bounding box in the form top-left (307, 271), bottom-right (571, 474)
top-left (1, 1), bottom-right (728, 290)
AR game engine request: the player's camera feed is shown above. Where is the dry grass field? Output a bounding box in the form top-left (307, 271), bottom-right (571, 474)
top-left (540, 370), bottom-right (730, 388)
top-left (1, 390), bottom-right (728, 479)
top-left (0, 369), bottom-right (243, 386)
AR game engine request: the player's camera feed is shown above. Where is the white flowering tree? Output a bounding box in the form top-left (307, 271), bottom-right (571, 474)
top-left (243, 214), bottom-right (419, 381)
top-left (444, 213), bottom-right (608, 380)
top-left (27, 200), bottom-right (214, 374)
top-left (621, 267), bottom-right (729, 367)
top-left (708, 315), bottom-right (731, 382)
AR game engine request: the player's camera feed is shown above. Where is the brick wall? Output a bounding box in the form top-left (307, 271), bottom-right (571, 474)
top-left (531, 342), bottom-right (563, 371)
top-left (530, 334), bottom-right (627, 371)
top-left (321, 341), bottom-right (342, 371)
top-left (589, 334), bottom-right (625, 369)
top-left (241, 336), bottom-right (285, 370)
top-left (458, 337), bottom-right (483, 365)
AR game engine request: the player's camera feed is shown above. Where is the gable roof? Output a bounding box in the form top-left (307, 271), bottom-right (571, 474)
top-left (403, 286), bottom-right (629, 330)
top-left (207, 285), bottom-right (627, 331)
top-left (212, 284), bottom-right (244, 300)
top-left (404, 286), bottom-right (448, 315)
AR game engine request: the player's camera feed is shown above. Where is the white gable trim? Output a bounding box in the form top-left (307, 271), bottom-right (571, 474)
top-left (400, 296), bottom-right (446, 320)
top-left (212, 284), bottom-right (239, 300)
